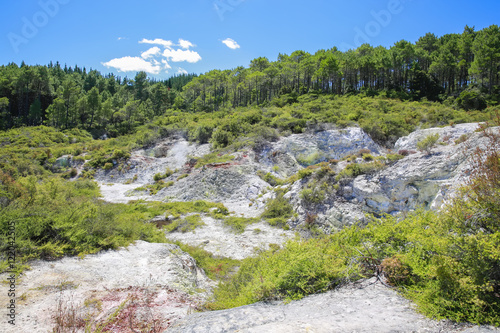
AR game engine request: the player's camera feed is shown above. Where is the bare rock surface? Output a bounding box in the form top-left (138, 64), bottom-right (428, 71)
top-left (0, 241), bottom-right (212, 333)
top-left (168, 278), bottom-right (500, 333)
top-left (94, 137), bottom-right (209, 186)
top-left (395, 123), bottom-right (480, 151)
top-left (352, 126), bottom-right (498, 215)
top-left (165, 216), bottom-right (296, 260)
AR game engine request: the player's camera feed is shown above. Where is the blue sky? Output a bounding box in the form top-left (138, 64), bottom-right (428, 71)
top-left (1, 0), bottom-right (499, 79)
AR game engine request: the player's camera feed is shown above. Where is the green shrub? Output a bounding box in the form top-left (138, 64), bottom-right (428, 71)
top-left (456, 88), bottom-right (487, 111)
top-left (0, 179), bottom-right (166, 270)
top-left (297, 168), bottom-right (314, 179)
top-left (454, 134), bottom-right (471, 144)
top-left (336, 163), bottom-right (362, 181)
top-left (385, 154), bottom-right (405, 162)
top-left (296, 152), bottom-right (322, 166)
top-left (362, 153), bottom-right (374, 161)
top-left (103, 162), bottom-right (113, 170)
top-left (417, 133), bottom-right (440, 154)
top-left (153, 168), bottom-right (174, 182)
top-left (256, 171), bottom-right (285, 186)
top-left (300, 188), bottom-right (326, 204)
top-left (262, 191), bottom-right (293, 220)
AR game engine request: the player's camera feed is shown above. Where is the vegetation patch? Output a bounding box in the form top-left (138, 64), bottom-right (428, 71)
top-left (164, 214), bottom-right (205, 233)
top-left (222, 216), bottom-right (260, 234)
top-left (172, 241), bottom-right (240, 281)
top-left (194, 152), bottom-right (235, 168)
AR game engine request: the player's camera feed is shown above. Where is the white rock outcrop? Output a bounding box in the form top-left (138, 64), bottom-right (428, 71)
top-left (353, 124), bottom-right (496, 215)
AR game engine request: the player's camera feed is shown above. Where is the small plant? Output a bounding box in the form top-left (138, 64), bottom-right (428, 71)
top-left (153, 168), bottom-right (174, 182)
top-left (103, 162), bottom-right (113, 170)
top-left (417, 133), bottom-right (439, 154)
top-left (385, 154), bottom-right (405, 163)
top-left (194, 152), bottom-right (235, 168)
top-left (297, 168), bottom-right (314, 179)
top-left (362, 153), bottom-right (374, 161)
top-left (262, 190), bottom-right (293, 221)
top-left (177, 173), bottom-right (189, 180)
top-left (257, 170), bottom-right (285, 186)
top-left (454, 133), bottom-right (471, 144)
top-left (300, 187), bottom-right (326, 204)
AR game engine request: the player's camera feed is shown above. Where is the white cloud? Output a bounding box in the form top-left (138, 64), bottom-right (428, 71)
top-left (102, 56), bottom-right (162, 74)
top-left (177, 67), bottom-right (188, 74)
top-left (163, 49), bottom-right (202, 63)
top-left (117, 37), bottom-right (127, 41)
top-left (222, 38), bottom-right (240, 50)
top-left (141, 47), bottom-right (161, 59)
top-left (139, 38), bottom-right (174, 49)
top-left (161, 59), bottom-right (172, 69)
top-left (178, 38), bottom-right (194, 49)
top-left (104, 37), bottom-right (200, 75)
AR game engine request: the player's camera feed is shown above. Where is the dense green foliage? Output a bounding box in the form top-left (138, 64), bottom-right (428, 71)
top-left (1, 25), bottom-right (499, 139)
top-left (181, 25), bottom-right (500, 112)
top-left (0, 178), bottom-right (166, 270)
top-left (0, 62), bottom-right (195, 132)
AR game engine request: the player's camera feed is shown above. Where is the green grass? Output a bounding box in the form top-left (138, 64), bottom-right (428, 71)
top-left (222, 217), bottom-right (260, 233)
top-left (194, 152), bottom-right (235, 168)
top-left (171, 241), bottom-right (241, 281)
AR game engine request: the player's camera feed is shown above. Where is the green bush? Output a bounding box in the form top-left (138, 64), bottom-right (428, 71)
top-left (194, 153), bottom-right (235, 168)
top-left (0, 179), bottom-right (166, 270)
top-left (261, 191), bottom-right (293, 220)
top-left (300, 188), bottom-right (326, 204)
top-left (103, 162), bottom-right (113, 170)
top-left (456, 89), bottom-right (487, 111)
top-left (417, 133), bottom-right (440, 154)
top-left (297, 168), bottom-right (314, 179)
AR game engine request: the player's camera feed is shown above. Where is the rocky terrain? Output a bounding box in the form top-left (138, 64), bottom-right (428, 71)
top-left (2, 122), bottom-right (500, 332)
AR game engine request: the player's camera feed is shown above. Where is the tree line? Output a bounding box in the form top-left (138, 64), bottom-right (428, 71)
top-left (180, 25), bottom-right (499, 112)
top-left (0, 25), bottom-right (498, 135)
top-left (0, 62), bottom-right (195, 134)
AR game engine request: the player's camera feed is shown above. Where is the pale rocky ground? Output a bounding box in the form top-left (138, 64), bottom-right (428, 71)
top-left (169, 278), bottom-right (500, 333)
top-left (0, 241), bottom-right (213, 333)
top-left (166, 217), bottom-right (296, 260)
top-left (3, 124), bottom-right (500, 332)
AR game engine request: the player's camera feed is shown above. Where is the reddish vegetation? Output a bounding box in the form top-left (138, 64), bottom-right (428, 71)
top-left (52, 286), bottom-right (202, 333)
